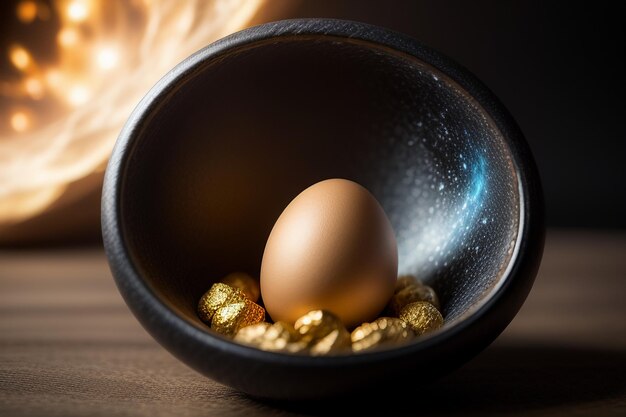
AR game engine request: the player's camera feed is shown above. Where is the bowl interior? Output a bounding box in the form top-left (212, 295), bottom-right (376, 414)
top-left (120, 35), bottom-right (520, 336)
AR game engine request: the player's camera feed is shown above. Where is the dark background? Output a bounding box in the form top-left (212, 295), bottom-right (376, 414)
top-left (273, 0), bottom-right (625, 229)
top-left (1, 0), bottom-right (624, 230)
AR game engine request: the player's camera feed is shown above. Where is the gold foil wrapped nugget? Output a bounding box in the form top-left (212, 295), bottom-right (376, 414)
top-left (221, 272), bottom-right (260, 302)
top-left (234, 322), bottom-right (271, 344)
top-left (198, 273), bottom-right (445, 354)
top-left (211, 299), bottom-right (265, 336)
top-left (388, 282), bottom-right (440, 315)
top-left (351, 317), bottom-right (414, 352)
top-left (235, 321), bottom-right (307, 353)
top-left (197, 282), bottom-right (265, 336)
top-left (399, 301), bottom-right (444, 335)
top-left (197, 283), bottom-right (246, 324)
top-left (234, 312), bottom-right (351, 355)
top-left (395, 274), bottom-right (421, 292)
top-left (294, 310), bottom-right (351, 355)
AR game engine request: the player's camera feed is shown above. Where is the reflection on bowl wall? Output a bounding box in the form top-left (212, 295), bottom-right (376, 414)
top-left (102, 19), bottom-right (543, 399)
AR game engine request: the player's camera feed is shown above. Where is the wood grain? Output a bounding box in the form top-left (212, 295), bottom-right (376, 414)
top-left (1, 230), bottom-right (625, 416)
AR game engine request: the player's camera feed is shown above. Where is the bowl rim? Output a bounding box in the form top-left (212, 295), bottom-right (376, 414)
top-left (102, 18), bottom-right (544, 368)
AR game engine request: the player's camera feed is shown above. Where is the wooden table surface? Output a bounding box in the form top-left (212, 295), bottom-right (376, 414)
top-left (1, 230), bottom-right (625, 416)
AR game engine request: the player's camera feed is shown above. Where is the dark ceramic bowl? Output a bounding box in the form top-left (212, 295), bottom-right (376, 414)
top-left (102, 19), bottom-right (544, 400)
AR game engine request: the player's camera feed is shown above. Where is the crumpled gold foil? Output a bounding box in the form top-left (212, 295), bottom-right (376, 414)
top-left (351, 317), bottom-right (414, 352)
top-left (399, 301), bottom-right (444, 335)
top-left (221, 272), bottom-right (260, 302)
top-left (199, 273), bottom-right (445, 355)
top-left (211, 298), bottom-right (265, 336)
top-left (294, 310), bottom-right (351, 355)
top-left (197, 283), bottom-right (246, 324)
top-left (388, 283), bottom-right (440, 315)
top-left (395, 274), bottom-right (421, 292)
top-left (233, 322), bottom-right (271, 344)
top-left (234, 321), bottom-right (307, 353)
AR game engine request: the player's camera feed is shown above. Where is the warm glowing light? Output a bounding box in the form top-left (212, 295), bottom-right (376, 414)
top-left (0, 185), bottom-right (66, 224)
top-left (66, 1), bottom-right (88, 22)
top-left (44, 69), bottom-right (62, 87)
top-left (57, 28), bottom-right (79, 46)
top-left (0, 0), bottom-right (267, 228)
top-left (17, 1), bottom-right (38, 23)
top-left (67, 85), bottom-right (90, 105)
top-left (176, 8), bottom-right (194, 33)
top-left (24, 78), bottom-right (44, 99)
top-left (10, 111), bottom-right (30, 132)
top-left (9, 45), bottom-right (32, 70)
top-left (95, 47), bottom-right (119, 70)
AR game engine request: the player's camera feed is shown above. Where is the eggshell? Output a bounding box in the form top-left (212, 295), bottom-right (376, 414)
top-left (260, 179), bottom-right (397, 328)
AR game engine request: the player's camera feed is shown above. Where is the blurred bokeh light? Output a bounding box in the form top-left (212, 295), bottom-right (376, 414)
top-left (0, 0), bottom-right (265, 244)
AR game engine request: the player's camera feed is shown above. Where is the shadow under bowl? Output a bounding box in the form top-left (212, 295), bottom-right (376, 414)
top-left (102, 19), bottom-right (544, 399)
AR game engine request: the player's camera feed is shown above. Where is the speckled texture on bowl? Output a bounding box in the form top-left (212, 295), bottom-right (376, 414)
top-left (102, 19), bottom-right (544, 399)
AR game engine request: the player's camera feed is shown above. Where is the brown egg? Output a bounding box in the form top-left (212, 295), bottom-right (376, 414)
top-left (260, 179), bottom-right (398, 328)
